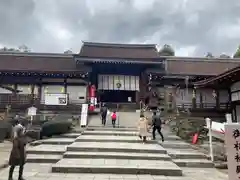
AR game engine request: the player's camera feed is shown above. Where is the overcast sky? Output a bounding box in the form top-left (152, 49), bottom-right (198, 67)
top-left (1, 0), bottom-right (240, 56)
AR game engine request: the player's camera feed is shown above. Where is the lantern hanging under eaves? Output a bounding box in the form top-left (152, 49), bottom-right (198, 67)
top-left (28, 85), bottom-right (31, 93)
top-left (44, 87), bottom-right (48, 94)
top-left (212, 90), bottom-right (217, 98)
top-left (192, 89), bottom-right (196, 98)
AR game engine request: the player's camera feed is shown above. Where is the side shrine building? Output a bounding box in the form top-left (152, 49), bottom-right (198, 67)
top-left (1, 41), bottom-right (240, 113)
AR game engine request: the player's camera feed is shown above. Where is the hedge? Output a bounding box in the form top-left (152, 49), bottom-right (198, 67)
top-left (40, 120), bottom-right (73, 138)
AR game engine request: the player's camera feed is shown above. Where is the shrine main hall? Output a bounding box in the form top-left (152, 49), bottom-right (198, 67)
top-left (0, 41), bottom-right (240, 119)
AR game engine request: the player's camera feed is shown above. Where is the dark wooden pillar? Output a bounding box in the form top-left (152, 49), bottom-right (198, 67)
top-left (192, 88), bottom-right (196, 109)
top-left (64, 78), bottom-right (67, 93)
top-left (215, 90), bottom-right (220, 109)
top-left (38, 78), bottom-right (42, 106)
top-left (200, 91), bottom-right (203, 108)
top-left (228, 88), bottom-right (235, 122)
top-left (13, 84), bottom-right (17, 95)
top-left (30, 84), bottom-right (34, 105)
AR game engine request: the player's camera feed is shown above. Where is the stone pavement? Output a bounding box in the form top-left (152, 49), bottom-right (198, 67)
top-left (0, 130), bottom-right (229, 180)
top-left (0, 163), bottom-right (229, 180)
top-left (0, 141), bottom-right (11, 169)
top-left (88, 111), bottom-right (140, 128)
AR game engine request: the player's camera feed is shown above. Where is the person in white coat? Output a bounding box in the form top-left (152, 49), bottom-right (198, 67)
top-left (138, 114), bottom-right (149, 143)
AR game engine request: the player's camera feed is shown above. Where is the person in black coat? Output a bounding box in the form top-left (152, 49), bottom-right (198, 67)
top-left (152, 111), bottom-right (164, 142)
top-left (8, 127), bottom-right (27, 180)
top-left (100, 104), bottom-right (108, 126)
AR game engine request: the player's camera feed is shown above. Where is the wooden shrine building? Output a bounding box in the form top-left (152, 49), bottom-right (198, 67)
top-left (194, 66), bottom-right (240, 122)
top-left (1, 41), bottom-right (240, 112)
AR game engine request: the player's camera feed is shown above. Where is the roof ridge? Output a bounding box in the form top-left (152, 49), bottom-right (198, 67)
top-left (82, 41), bottom-right (156, 48)
top-left (0, 52), bottom-right (73, 58)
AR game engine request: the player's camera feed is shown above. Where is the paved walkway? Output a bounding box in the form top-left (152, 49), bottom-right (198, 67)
top-left (0, 141), bottom-right (11, 169)
top-left (88, 112), bottom-right (140, 128)
top-left (0, 163), bottom-right (228, 180)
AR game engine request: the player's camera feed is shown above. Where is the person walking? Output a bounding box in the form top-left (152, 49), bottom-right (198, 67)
top-left (8, 127), bottom-right (27, 180)
top-left (111, 110), bottom-right (117, 128)
top-left (100, 104), bottom-right (108, 126)
top-left (152, 111), bottom-right (164, 142)
top-left (138, 114), bottom-right (149, 144)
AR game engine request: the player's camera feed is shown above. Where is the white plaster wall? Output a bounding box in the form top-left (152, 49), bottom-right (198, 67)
top-left (17, 85), bottom-right (31, 94)
top-left (0, 87), bottom-right (13, 94)
top-left (67, 85), bottom-right (87, 104)
top-left (231, 81), bottom-right (240, 92)
top-left (41, 85), bottom-right (64, 104)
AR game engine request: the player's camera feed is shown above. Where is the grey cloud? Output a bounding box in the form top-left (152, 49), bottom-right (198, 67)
top-left (0, 0), bottom-right (41, 47)
top-left (0, 0), bottom-right (240, 56)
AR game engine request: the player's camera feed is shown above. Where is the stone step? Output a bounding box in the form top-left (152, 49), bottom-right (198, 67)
top-left (76, 135), bottom-right (156, 144)
top-left (160, 141), bottom-right (192, 149)
top-left (67, 142), bottom-right (167, 154)
top-left (83, 130), bottom-right (137, 136)
top-left (26, 154), bottom-right (62, 163)
top-left (86, 127), bottom-right (138, 132)
top-left (26, 144), bottom-right (66, 155)
top-left (167, 148), bottom-right (208, 159)
top-left (63, 151), bottom-right (171, 160)
top-left (173, 159), bottom-right (214, 168)
top-left (83, 130), bottom-right (181, 140)
top-left (32, 138), bottom-right (75, 145)
top-left (52, 158), bottom-right (183, 176)
top-left (54, 133), bottom-right (81, 139)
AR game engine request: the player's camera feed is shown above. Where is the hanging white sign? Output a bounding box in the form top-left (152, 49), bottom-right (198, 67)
top-left (44, 93), bottom-right (68, 105)
top-left (27, 106), bottom-right (37, 116)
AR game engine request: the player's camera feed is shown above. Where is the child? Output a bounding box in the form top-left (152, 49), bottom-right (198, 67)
top-left (111, 111), bottom-right (117, 128)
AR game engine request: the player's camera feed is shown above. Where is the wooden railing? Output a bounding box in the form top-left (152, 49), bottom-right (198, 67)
top-left (176, 103), bottom-right (229, 109)
top-left (0, 94), bottom-right (34, 105)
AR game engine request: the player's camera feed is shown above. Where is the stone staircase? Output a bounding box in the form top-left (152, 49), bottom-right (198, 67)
top-left (25, 126), bottom-right (215, 176)
top-left (52, 127), bottom-right (183, 176)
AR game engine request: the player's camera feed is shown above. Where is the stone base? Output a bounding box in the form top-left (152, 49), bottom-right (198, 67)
top-left (27, 144), bottom-right (66, 155)
top-left (67, 142), bottom-right (167, 154)
top-left (63, 151), bottom-right (171, 160)
top-left (26, 154), bottom-right (62, 163)
top-left (76, 135), bottom-right (156, 144)
top-left (167, 148), bottom-right (208, 159)
top-left (173, 159), bottom-right (214, 168)
top-left (52, 158), bottom-right (183, 176)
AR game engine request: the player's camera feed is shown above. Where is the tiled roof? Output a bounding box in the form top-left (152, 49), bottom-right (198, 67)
top-left (165, 57), bottom-right (240, 75)
top-left (0, 52), bottom-right (90, 73)
top-left (79, 42), bottom-right (160, 59)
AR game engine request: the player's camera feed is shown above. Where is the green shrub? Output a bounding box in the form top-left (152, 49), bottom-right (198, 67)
top-left (26, 130), bottom-right (41, 141)
top-left (32, 119), bottom-right (48, 126)
top-left (40, 120), bottom-right (73, 138)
